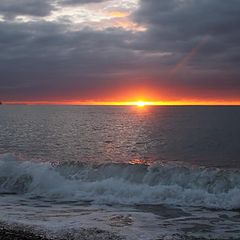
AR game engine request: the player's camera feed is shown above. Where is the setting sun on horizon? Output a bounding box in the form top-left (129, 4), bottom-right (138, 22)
top-left (136, 101), bottom-right (146, 107)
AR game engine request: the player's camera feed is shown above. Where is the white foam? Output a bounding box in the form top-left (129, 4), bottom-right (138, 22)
top-left (1, 153), bottom-right (240, 210)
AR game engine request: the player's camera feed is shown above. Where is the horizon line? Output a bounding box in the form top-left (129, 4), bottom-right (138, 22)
top-left (2, 100), bottom-right (240, 106)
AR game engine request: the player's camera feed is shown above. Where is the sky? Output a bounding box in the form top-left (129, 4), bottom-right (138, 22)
top-left (0, 0), bottom-right (240, 105)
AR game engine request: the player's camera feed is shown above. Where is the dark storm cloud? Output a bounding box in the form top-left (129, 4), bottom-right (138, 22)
top-left (60, 0), bottom-right (107, 5)
top-left (125, 0), bottom-right (240, 98)
top-left (133, 0), bottom-right (240, 70)
top-left (0, 0), bottom-right (240, 102)
top-left (0, 20), bottom-right (144, 101)
top-left (0, 0), bottom-right (54, 18)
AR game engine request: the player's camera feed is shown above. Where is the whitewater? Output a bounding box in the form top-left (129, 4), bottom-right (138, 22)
top-left (1, 153), bottom-right (240, 210)
top-left (0, 154), bottom-right (240, 239)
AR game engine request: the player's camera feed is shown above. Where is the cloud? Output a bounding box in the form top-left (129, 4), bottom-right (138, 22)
top-left (60, 0), bottom-right (108, 5)
top-left (0, 20), bottom-right (146, 101)
top-left (133, 0), bottom-right (240, 69)
top-left (0, 0), bottom-right (55, 18)
top-left (0, 0), bottom-right (240, 102)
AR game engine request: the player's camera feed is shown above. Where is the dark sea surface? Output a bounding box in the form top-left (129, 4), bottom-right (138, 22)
top-left (0, 105), bottom-right (240, 239)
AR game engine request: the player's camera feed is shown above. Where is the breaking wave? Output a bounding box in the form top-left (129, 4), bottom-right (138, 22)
top-left (1, 154), bottom-right (240, 210)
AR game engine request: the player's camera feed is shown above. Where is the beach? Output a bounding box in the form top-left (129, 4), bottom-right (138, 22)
top-left (0, 222), bottom-right (229, 240)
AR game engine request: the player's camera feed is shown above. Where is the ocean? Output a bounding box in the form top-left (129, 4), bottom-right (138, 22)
top-left (0, 105), bottom-right (240, 239)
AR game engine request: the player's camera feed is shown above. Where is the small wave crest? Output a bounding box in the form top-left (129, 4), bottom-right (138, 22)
top-left (0, 154), bottom-right (240, 210)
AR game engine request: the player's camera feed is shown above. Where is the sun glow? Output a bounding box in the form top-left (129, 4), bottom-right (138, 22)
top-left (136, 101), bottom-right (146, 107)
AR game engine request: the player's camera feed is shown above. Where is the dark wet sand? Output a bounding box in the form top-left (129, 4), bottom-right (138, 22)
top-left (0, 223), bottom-right (235, 240)
top-left (0, 226), bottom-right (47, 240)
top-left (0, 223), bottom-right (123, 240)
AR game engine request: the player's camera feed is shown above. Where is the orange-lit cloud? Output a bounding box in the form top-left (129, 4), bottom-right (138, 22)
top-left (109, 11), bottom-right (129, 18)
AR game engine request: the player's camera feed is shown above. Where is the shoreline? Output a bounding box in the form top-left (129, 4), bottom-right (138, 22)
top-left (0, 223), bottom-right (230, 240)
top-left (0, 225), bottom-right (48, 240)
top-left (0, 223), bottom-right (123, 240)
top-left (0, 222), bottom-right (238, 240)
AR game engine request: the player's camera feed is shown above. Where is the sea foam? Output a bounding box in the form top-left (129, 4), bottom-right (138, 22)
top-left (0, 153), bottom-right (240, 210)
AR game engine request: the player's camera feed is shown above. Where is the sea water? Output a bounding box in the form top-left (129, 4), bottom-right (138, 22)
top-left (0, 105), bottom-right (240, 239)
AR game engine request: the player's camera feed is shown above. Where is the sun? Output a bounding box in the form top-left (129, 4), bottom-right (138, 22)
top-left (136, 101), bottom-right (146, 107)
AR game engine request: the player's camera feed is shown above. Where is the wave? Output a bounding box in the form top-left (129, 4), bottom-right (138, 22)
top-left (0, 153), bottom-right (240, 210)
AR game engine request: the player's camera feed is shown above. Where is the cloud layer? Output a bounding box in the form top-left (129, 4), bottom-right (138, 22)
top-left (0, 0), bottom-right (240, 102)
top-left (0, 0), bottom-right (54, 18)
